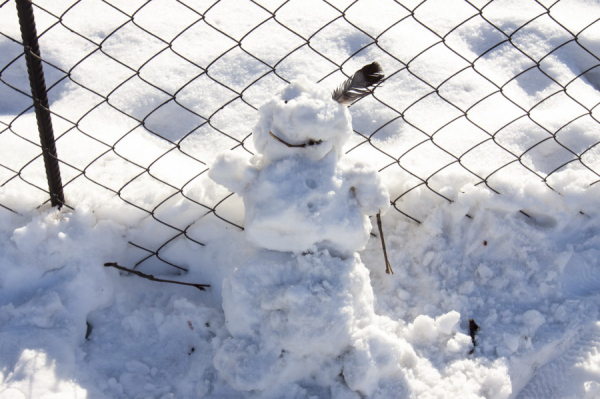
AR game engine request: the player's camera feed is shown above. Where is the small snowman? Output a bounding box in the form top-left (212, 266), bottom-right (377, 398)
top-left (209, 64), bottom-right (399, 395)
top-left (209, 63), bottom-right (392, 267)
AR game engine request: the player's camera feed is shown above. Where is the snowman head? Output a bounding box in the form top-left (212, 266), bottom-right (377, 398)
top-left (252, 63), bottom-right (384, 163)
top-left (252, 75), bottom-right (351, 163)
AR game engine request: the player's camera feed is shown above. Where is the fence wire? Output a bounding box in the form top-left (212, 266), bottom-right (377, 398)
top-left (1, 0), bottom-right (599, 273)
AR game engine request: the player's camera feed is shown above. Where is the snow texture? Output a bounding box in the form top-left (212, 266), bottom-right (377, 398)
top-left (1, 0), bottom-right (600, 398)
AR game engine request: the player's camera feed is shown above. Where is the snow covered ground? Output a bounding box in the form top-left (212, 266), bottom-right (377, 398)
top-left (1, 0), bottom-right (600, 397)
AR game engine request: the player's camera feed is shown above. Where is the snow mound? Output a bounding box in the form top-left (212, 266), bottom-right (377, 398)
top-left (214, 249), bottom-right (511, 398)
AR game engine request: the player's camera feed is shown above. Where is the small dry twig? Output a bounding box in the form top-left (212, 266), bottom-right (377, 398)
top-left (269, 131), bottom-right (322, 148)
top-left (376, 213), bottom-right (393, 275)
top-left (104, 262), bottom-right (210, 291)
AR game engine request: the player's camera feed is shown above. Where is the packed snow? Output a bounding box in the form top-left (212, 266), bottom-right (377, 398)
top-left (1, 0), bottom-right (600, 398)
top-left (209, 74), bottom-right (389, 256)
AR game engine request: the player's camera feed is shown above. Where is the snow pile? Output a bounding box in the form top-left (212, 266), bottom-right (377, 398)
top-left (0, 208), bottom-right (123, 397)
top-left (0, 206), bottom-right (239, 398)
top-left (215, 250), bottom-right (511, 398)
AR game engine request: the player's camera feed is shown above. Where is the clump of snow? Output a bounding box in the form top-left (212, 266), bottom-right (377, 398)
top-left (214, 251), bottom-right (374, 392)
top-left (436, 310), bottom-right (461, 335)
top-left (409, 314), bottom-right (439, 342)
top-left (208, 151), bottom-right (257, 194)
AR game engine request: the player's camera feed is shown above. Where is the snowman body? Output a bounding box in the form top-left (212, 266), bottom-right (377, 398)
top-left (209, 75), bottom-right (389, 257)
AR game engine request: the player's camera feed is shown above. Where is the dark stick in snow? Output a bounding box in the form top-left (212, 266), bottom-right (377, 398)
top-left (376, 213), bottom-right (394, 275)
top-left (468, 319), bottom-right (480, 354)
top-left (104, 262), bottom-right (210, 291)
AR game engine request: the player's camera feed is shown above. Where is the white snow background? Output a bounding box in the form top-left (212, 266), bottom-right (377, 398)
top-left (1, 0), bottom-right (600, 397)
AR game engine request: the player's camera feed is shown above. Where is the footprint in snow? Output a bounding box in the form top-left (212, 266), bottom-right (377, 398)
top-left (561, 253), bottom-right (600, 298)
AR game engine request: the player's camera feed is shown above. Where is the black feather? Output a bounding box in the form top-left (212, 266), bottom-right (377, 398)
top-left (332, 62), bottom-right (384, 106)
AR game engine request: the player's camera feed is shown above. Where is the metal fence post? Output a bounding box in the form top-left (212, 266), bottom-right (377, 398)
top-left (15, 0), bottom-right (65, 208)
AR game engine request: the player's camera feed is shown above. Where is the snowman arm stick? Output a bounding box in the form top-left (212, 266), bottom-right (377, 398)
top-left (376, 213), bottom-right (394, 275)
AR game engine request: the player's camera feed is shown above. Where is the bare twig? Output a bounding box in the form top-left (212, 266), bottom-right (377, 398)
top-left (104, 262), bottom-right (210, 291)
top-left (376, 213), bottom-right (393, 275)
top-left (269, 131), bottom-right (322, 148)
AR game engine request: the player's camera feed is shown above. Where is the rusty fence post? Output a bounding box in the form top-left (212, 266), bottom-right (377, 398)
top-left (15, 0), bottom-right (65, 208)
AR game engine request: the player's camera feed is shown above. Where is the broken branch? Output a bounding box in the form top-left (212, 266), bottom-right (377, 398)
top-left (104, 262), bottom-right (210, 291)
top-left (376, 213), bottom-right (393, 275)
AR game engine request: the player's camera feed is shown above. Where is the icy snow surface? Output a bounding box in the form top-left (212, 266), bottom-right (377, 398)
top-left (1, 0), bottom-right (600, 398)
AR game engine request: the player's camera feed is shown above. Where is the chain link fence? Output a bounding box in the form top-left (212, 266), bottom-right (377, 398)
top-left (1, 0), bottom-right (599, 273)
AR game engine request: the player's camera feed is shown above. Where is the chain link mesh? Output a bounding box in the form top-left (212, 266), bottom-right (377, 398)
top-left (1, 0), bottom-right (599, 272)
